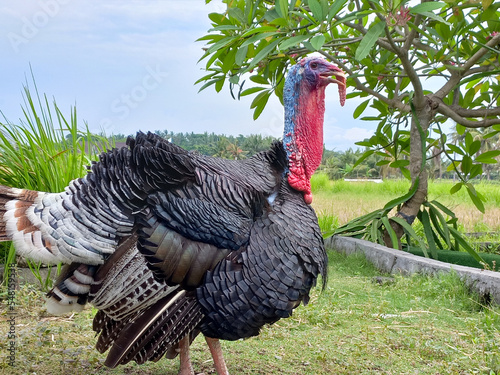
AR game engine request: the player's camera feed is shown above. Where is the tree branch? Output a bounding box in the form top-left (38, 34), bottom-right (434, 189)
top-left (320, 51), bottom-right (410, 112)
top-left (463, 63), bottom-right (500, 77)
top-left (435, 33), bottom-right (500, 99)
top-left (462, 33), bottom-right (500, 72)
top-left (369, 5), bottom-right (425, 107)
top-left (403, 13), bottom-right (423, 52)
top-left (449, 105), bottom-right (500, 118)
top-left (434, 99), bottom-right (500, 128)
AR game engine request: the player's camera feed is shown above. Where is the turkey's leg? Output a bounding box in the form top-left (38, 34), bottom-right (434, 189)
top-left (177, 335), bottom-right (195, 375)
top-left (205, 337), bottom-right (229, 375)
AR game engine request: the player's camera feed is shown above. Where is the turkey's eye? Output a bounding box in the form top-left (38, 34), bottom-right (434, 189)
top-left (310, 62), bottom-right (318, 69)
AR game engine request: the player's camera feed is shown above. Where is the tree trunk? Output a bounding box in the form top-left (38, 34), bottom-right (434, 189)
top-left (384, 99), bottom-right (433, 248)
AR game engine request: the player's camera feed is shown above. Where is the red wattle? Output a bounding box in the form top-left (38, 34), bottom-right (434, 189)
top-left (287, 86), bottom-right (326, 204)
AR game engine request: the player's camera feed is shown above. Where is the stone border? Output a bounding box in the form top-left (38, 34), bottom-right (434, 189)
top-left (325, 235), bottom-right (500, 305)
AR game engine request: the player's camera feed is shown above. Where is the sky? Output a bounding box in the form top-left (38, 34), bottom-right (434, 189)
top-left (0, 0), bottom-right (374, 151)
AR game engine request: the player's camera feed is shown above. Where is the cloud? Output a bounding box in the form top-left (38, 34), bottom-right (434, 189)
top-left (0, 0), bottom-right (375, 151)
top-left (344, 127), bottom-right (373, 141)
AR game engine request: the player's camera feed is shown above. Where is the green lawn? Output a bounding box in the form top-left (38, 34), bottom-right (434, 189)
top-left (1, 251), bottom-right (499, 374)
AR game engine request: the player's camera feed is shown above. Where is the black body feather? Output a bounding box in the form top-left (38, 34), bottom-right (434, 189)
top-left (0, 131), bottom-right (327, 367)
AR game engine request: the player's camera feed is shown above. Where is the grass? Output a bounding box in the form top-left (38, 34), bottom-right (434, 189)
top-left (0, 77), bottom-right (111, 288)
top-left (1, 251), bottom-right (499, 374)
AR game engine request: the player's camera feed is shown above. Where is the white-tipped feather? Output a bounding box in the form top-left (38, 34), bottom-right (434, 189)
top-left (14, 231), bottom-right (62, 264)
top-left (3, 188), bottom-right (116, 266)
top-left (4, 201), bottom-right (19, 236)
top-left (46, 295), bottom-right (84, 315)
top-left (64, 278), bottom-right (91, 294)
top-left (74, 269), bottom-right (95, 284)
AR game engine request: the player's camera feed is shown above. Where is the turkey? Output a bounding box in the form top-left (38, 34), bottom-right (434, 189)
top-left (0, 57), bottom-right (346, 375)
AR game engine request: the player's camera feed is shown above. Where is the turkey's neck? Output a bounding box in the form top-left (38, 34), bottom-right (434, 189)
top-left (283, 84), bottom-right (326, 204)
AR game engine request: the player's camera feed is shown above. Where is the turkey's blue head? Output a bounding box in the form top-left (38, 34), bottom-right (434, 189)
top-left (283, 57), bottom-right (346, 204)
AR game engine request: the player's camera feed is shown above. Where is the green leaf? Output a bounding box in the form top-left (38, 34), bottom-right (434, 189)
top-left (446, 161), bottom-right (460, 172)
top-left (430, 200), bottom-right (456, 219)
top-left (389, 160), bottom-right (410, 168)
top-left (250, 75), bottom-right (269, 84)
top-left (469, 140), bottom-right (481, 156)
top-left (401, 167), bottom-right (412, 181)
top-left (207, 36), bottom-right (238, 54)
top-left (222, 48), bottom-right (238, 73)
top-left (241, 32), bottom-right (280, 48)
top-left (419, 209), bottom-right (438, 259)
top-left (208, 12), bottom-right (225, 24)
top-left (390, 216), bottom-right (429, 258)
top-left (355, 139), bottom-right (373, 147)
top-left (450, 182), bottom-right (463, 194)
top-left (241, 26), bottom-right (279, 37)
top-left (353, 149), bottom-right (375, 168)
top-left (309, 34), bottom-right (326, 51)
top-left (355, 21), bottom-right (386, 61)
top-left (215, 77), bottom-right (225, 92)
top-left (469, 164), bottom-right (482, 179)
top-left (460, 155), bottom-right (472, 175)
top-left (240, 87), bottom-right (266, 96)
top-left (270, 17), bottom-right (291, 27)
top-left (327, 0), bottom-right (348, 21)
top-left (465, 132), bottom-right (474, 153)
top-left (279, 34), bottom-right (310, 50)
top-left (426, 202), bottom-right (451, 248)
top-left (466, 184), bottom-right (485, 213)
top-left (381, 216), bottom-right (399, 249)
top-left (417, 11), bottom-right (450, 25)
top-left (194, 72), bottom-right (216, 85)
top-left (229, 75), bottom-right (239, 84)
top-left (235, 45), bottom-right (248, 66)
top-left (448, 226), bottom-right (485, 264)
top-left (228, 7), bottom-right (245, 23)
top-left (383, 177), bottom-right (419, 210)
top-left (410, 2), bottom-right (445, 14)
top-left (353, 99), bottom-right (370, 119)
top-left (376, 160), bottom-right (391, 166)
top-left (309, 0), bottom-right (324, 21)
top-left (369, 218), bottom-right (380, 243)
top-left (275, 0), bottom-right (289, 19)
top-left (250, 90), bottom-right (271, 119)
top-left (456, 124), bottom-right (466, 135)
top-left (197, 79), bottom-right (218, 93)
top-left (476, 150), bottom-right (500, 163)
top-left (208, 25), bottom-right (240, 32)
top-left (248, 39), bottom-right (281, 69)
top-left (446, 144), bottom-right (464, 155)
top-left (483, 130), bottom-right (500, 140)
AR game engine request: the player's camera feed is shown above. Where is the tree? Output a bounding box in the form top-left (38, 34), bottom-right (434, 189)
top-left (197, 0), bottom-right (500, 253)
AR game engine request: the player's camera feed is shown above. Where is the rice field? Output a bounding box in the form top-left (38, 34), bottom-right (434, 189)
top-left (311, 175), bottom-right (500, 233)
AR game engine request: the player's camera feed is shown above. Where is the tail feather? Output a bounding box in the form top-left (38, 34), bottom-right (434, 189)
top-left (0, 185), bottom-right (31, 242)
top-left (45, 263), bottom-right (98, 315)
top-left (0, 185), bottom-right (75, 264)
top-left (0, 179), bottom-right (130, 266)
top-left (103, 290), bottom-right (203, 367)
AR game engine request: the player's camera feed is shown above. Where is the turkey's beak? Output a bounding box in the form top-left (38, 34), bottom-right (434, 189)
top-left (321, 68), bottom-right (346, 87)
top-left (321, 66), bottom-right (347, 107)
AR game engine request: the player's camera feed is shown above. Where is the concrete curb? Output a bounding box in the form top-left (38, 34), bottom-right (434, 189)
top-left (325, 235), bottom-right (500, 305)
